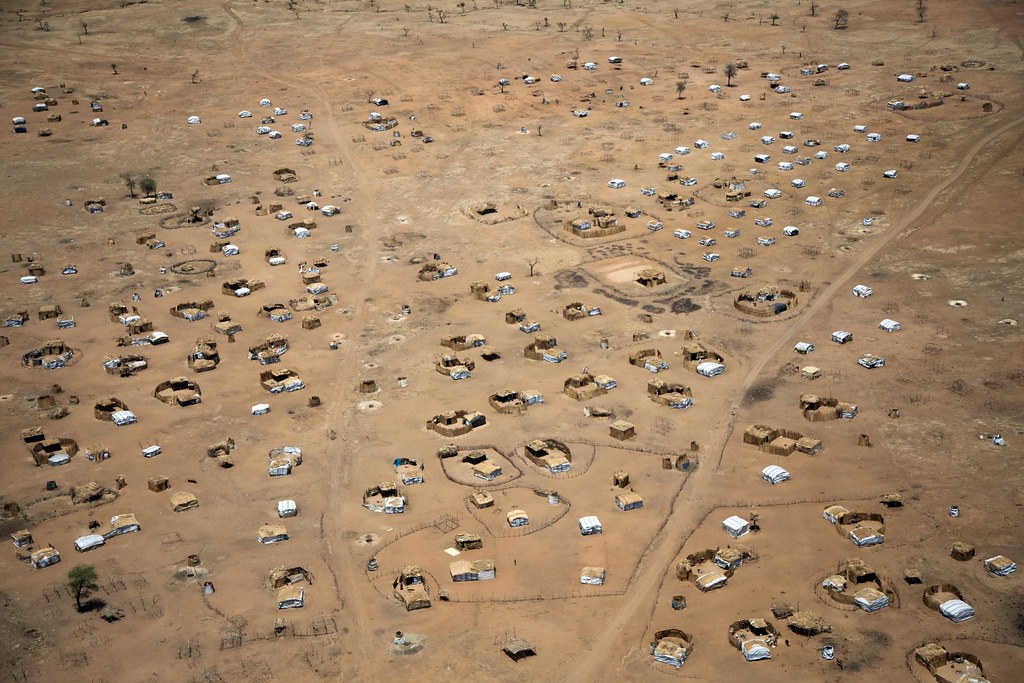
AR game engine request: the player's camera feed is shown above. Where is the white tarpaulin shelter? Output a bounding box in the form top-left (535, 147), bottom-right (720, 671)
top-left (74, 534), bottom-right (105, 552)
top-left (697, 362), bottom-right (725, 377)
top-left (112, 410), bottom-right (137, 426)
top-left (984, 555), bottom-right (1016, 576)
top-left (579, 516), bottom-right (603, 536)
top-left (939, 599), bottom-right (975, 623)
top-left (762, 465), bottom-right (791, 485)
top-left (722, 515), bottom-right (750, 538)
top-left (741, 639), bottom-right (772, 662)
top-left (653, 640), bottom-right (686, 668)
top-left (278, 585), bottom-right (304, 609)
top-left (853, 587), bottom-right (889, 612)
top-left (849, 526), bottom-right (884, 547)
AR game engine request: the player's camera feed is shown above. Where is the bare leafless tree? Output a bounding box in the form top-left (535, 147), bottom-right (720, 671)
top-left (833, 8), bottom-right (849, 29)
top-left (528, 257), bottom-right (539, 276)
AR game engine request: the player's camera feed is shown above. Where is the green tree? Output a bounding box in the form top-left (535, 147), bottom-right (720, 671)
top-left (140, 175), bottom-right (157, 197)
top-left (67, 564), bottom-right (99, 612)
top-left (120, 172), bottom-right (137, 198)
top-left (724, 63), bottom-right (738, 87)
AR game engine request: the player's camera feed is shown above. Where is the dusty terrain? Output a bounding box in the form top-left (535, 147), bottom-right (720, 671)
top-left (1, 0), bottom-right (1023, 681)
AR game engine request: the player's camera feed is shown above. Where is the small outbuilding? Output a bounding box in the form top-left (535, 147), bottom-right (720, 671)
top-left (277, 585), bottom-right (305, 609)
top-left (258, 524), bottom-right (289, 544)
top-left (722, 515), bottom-right (750, 538)
top-left (615, 492), bottom-right (644, 511)
top-left (31, 547), bottom-right (61, 569)
top-left (171, 491), bottom-right (199, 512)
top-left (578, 516), bottom-right (603, 536)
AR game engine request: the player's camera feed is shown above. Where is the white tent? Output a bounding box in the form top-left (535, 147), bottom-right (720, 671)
top-left (853, 284), bottom-right (874, 298)
top-left (579, 516), bottom-right (603, 536)
top-left (722, 515), bottom-right (749, 538)
top-left (252, 403), bottom-right (271, 415)
top-left (187, 115), bottom-right (201, 125)
top-left (762, 465), bottom-right (791, 484)
top-left (939, 599), bottom-right (975, 623)
top-left (696, 362), bottom-right (725, 377)
top-left (580, 567), bottom-right (606, 585)
top-left (741, 639), bottom-right (772, 662)
top-left (696, 571), bottom-right (728, 592)
top-left (879, 318), bottom-right (901, 332)
top-left (278, 500), bottom-right (298, 518)
top-left (74, 534), bottom-right (106, 552)
top-left (47, 453), bottom-right (71, 466)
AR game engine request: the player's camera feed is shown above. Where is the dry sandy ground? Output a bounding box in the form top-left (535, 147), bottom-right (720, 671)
top-left (1, 0), bottom-right (1023, 681)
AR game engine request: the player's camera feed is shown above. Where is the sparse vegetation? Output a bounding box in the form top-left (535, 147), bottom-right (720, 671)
top-left (67, 564), bottom-right (99, 612)
top-left (140, 175), bottom-right (157, 197)
top-left (834, 8), bottom-right (849, 29)
top-left (724, 63), bottom-right (738, 86)
top-left (121, 172), bottom-right (137, 198)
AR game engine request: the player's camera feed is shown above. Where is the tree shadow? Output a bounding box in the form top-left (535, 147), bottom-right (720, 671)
top-left (78, 597), bottom-right (107, 613)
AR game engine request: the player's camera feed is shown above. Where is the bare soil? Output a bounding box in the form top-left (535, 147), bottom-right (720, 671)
top-left (1, 0), bottom-right (1022, 681)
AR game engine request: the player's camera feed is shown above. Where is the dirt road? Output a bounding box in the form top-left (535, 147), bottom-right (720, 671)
top-left (568, 112), bottom-right (1024, 682)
